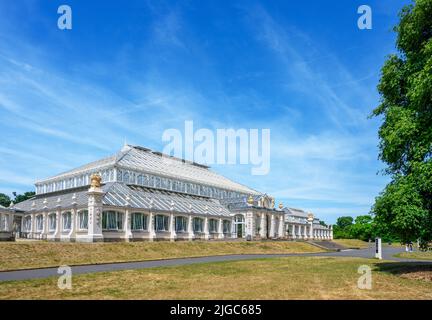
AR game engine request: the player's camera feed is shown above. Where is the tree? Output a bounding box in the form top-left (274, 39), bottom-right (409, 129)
top-left (350, 215), bottom-right (374, 241)
top-left (371, 0), bottom-right (432, 243)
top-left (0, 193), bottom-right (11, 207)
top-left (333, 216), bottom-right (354, 239)
top-left (12, 192), bottom-right (36, 204)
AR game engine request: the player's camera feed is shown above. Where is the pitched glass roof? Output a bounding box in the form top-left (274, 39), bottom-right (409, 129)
top-left (36, 144), bottom-right (259, 195)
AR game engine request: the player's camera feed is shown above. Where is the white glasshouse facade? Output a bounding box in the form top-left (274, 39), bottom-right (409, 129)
top-left (1, 145), bottom-right (332, 242)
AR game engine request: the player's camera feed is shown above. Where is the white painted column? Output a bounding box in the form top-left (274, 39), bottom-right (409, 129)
top-left (148, 211), bottom-right (155, 241)
top-left (330, 226), bottom-right (333, 240)
top-left (269, 214), bottom-right (275, 238)
top-left (169, 212), bottom-right (176, 241)
top-left (203, 216), bottom-right (209, 240)
top-left (309, 222), bottom-right (313, 239)
top-left (291, 224), bottom-right (296, 239)
top-left (87, 186), bottom-right (104, 242)
top-left (278, 216), bottom-right (284, 238)
top-left (188, 214), bottom-right (194, 241)
top-left (125, 209), bottom-right (132, 242)
top-left (43, 211), bottom-right (48, 236)
top-left (68, 208), bottom-right (77, 242)
top-left (260, 213), bottom-right (266, 238)
top-left (218, 218), bottom-right (224, 239)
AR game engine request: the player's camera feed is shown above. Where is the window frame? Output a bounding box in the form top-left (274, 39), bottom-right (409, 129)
top-left (155, 214), bottom-right (169, 232)
top-left (102, 211), bottom-right (124, 231)
top-left (193, 217), bottom-right (204, 233)
top-left (131, 212), bottom-right (148, 231)
top-left (48, 213), bottom-right (57, 232)
top-left (209, 219), bottom-right (218, 233)
top-left (175, 216), bottom-right (187, 233)
top-left (78, 210), bottom-right (89, 230)
top-left (62, 211), bottom-right (72, 231)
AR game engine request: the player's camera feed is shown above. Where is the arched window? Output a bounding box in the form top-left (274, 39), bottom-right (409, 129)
top-left (102, 211), bottom-right (124, 230)
top-left (155, 215), bottom-right (169, 232)
top-left (209, 219), bottom-right (218, 233)
top-left (193, 217), bottom-right (204, 233)
top-left (78, 210), bottom-right (88, 230)
top-left (123, 172), bottom-right (129, 184)
top-left (23, 216), bottom-right (32, 232)
top-left (131, 212), bottom-right (148, 231)
top-left (223, 220), bottom-right (231, 234)
top-left (36, 215), bottom-right (44, 232)
top-left (48, 213), bottom-right (56, 231)
top-left (175, 216), bottom-right (187, 232)
top-left (62, 212), bottom-right (72, 231)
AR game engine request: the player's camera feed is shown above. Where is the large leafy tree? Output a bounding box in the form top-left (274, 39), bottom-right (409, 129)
top-left (0, 193), bottom-right (11, 207)
top-left (371, 0), bottom-right (432, 243)
top-left (12, 192), bottom-right (36, 204)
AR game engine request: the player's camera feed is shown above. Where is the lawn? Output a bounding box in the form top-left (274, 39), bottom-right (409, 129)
top-left (395, 251), bottom-right (432, 261)
top-left (0, 241), bottom-right (323, 271)
top-left (332, 239), bottom-right (369, 249)
top-left (1, 257), bottom-right (431, 299)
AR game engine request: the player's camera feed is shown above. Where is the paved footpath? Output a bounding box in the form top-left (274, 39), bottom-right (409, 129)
top-left (0, 245), bottom-right (430, 282)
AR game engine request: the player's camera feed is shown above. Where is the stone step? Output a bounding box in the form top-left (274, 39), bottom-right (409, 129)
top-left (308, 240), bottom-right (348, 251)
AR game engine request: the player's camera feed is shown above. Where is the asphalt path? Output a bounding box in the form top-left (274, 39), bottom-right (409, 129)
top-left (0, 245), bottom-right (429, 282)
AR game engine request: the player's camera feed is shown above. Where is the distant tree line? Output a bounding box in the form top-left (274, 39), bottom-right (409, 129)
top-left (333, 215), bottom-right (399, 242)
top-left (0, 192), bottom-right (35, 207)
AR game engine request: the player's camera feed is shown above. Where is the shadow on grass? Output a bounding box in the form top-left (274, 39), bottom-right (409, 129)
top-left (374, 262), bottom-right (432, 282)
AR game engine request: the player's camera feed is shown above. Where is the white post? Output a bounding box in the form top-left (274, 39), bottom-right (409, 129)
top-left (291, 224), bottom-right (296, 239)
top-left (303, 225), bottom-right (308, 239)
top-left (375, 237), bottom-right (382, 259)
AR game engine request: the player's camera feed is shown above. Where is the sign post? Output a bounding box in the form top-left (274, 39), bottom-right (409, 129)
top-left (375, 237), bottom-right (382, 259)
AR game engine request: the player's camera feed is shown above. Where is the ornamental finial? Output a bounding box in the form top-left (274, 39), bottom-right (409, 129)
top-left (247, 195), bottom-right (254, 205)
top-left (278, 202), bottom-right (283, 210)
top-left (90, 173), bottom-right (102, 188)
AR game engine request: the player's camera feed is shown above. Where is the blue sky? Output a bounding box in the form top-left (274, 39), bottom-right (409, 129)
top-left (0, 0), bottom-right (410, 223)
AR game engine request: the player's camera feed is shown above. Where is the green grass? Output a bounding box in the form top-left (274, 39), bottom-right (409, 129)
top-left (1, 256), bottom-right (431, 299)
top-left (332, 239), bottom-right (369, 249)
top-left (0, 241), bottom-right (324, 271)
top-left (395, 251), bottom-right (432, 260)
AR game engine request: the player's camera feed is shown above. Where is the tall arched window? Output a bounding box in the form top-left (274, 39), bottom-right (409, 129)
top-left (78, 210), bottom-right (88, 230)
top-left (223, 220), bottom-right (231, 234)
top-left (62, 212), bottom-right (72, 231)
top-left (36, 215), bottom-right (44, 232)
top-left (209, 219), bottom-right (218, 233)
top-left (131, 212), bottom-right (148, 231)
top-left (102, 211), bottom-right (124, 230)
top-left (175, 216), bottom-right (187, 232)
top-left (23, 216), bottom-right (32, 232)
top-left (48, 213), bottom-right (56, 231)
top-left (155, 215), bottom-right (169, 232)
top-left (193, 217), bottom-right (204, 233)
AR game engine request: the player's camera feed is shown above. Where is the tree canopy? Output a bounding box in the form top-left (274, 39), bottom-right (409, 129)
top-left (0, 191), bottom-right (35, 207)
top-left (371, 0), bottom-right (432, 243)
